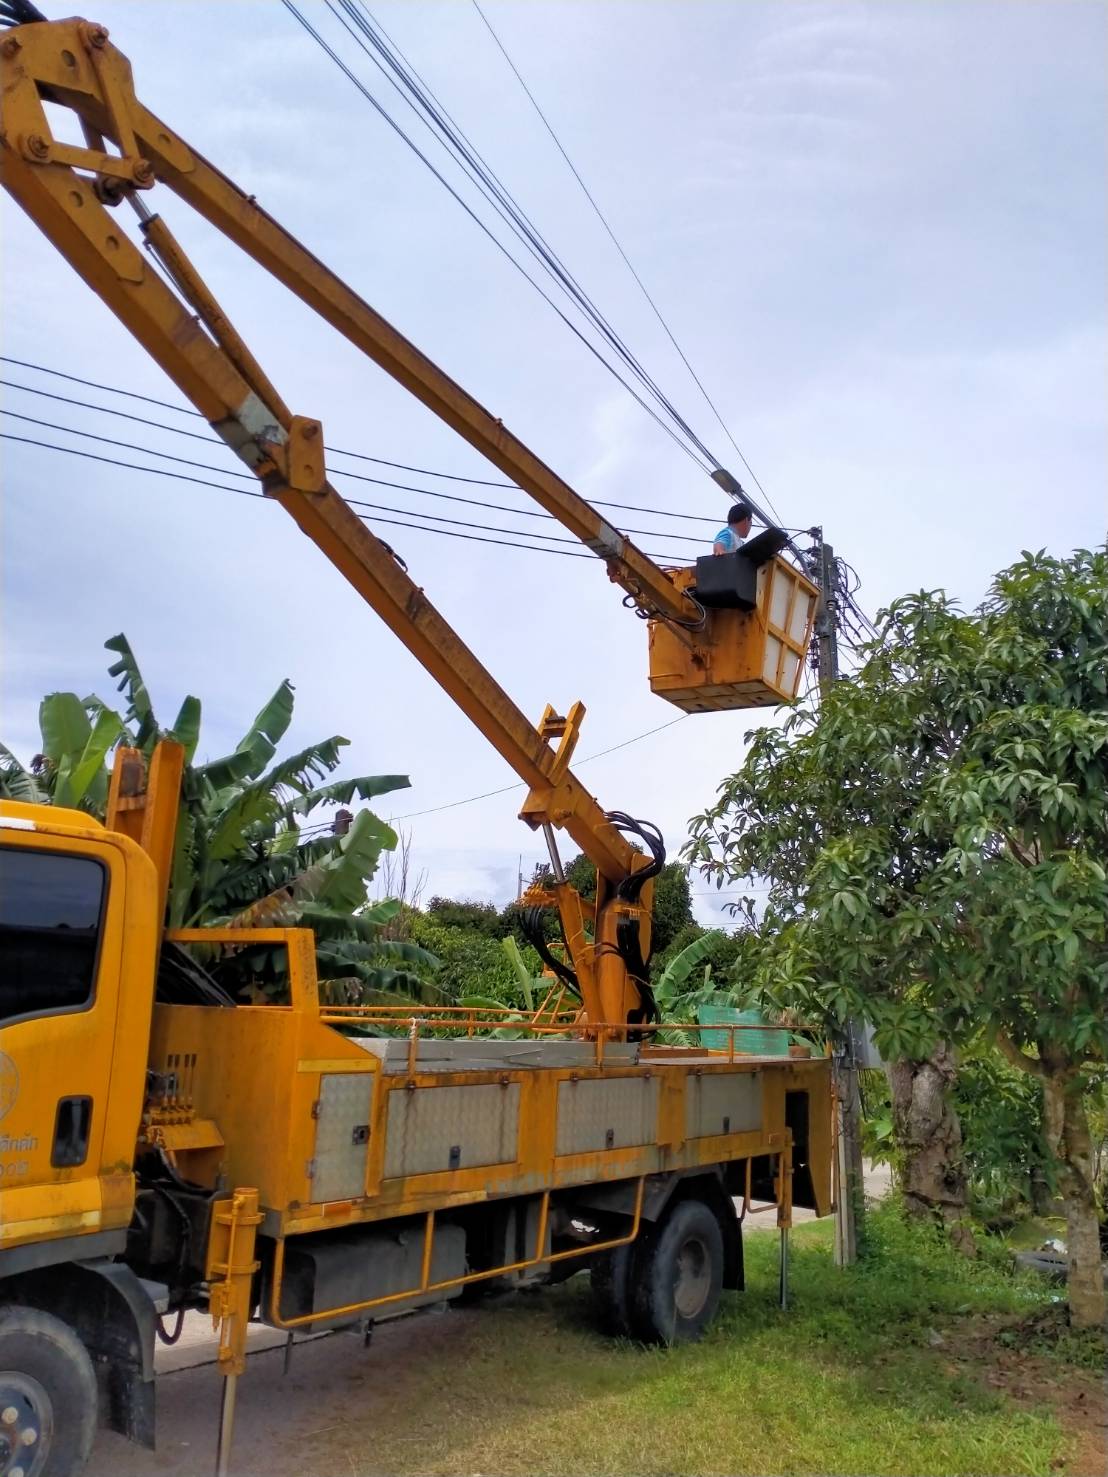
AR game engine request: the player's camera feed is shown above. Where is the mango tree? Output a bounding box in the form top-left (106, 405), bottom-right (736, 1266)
top-left (686, 549), bottom-right (1107, 1326)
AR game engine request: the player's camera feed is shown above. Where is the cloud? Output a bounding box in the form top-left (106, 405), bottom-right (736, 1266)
top-left (2, 0), bottom-right (1102, 920)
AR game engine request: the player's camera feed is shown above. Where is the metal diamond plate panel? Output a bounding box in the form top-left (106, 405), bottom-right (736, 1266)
top-left (312, 1072), bottom-right (374, 1203)
top-left (685, 1071), bottom-right (762, 1140)
top-left (384, 1083), bottom-right (520, 1179)
top-left (555, 1077), bottom-right (661, 1156)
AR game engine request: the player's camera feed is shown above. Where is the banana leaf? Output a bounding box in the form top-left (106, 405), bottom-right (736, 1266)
top-left (105, 634), bottom-right (157, 747)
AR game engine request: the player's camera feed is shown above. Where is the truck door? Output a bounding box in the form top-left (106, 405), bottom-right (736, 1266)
top-left (0, 825), bottom-right (137, 1255)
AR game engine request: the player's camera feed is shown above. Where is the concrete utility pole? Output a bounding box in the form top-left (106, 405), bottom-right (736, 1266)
top-left (812, 530), bottom-right (865, 1267)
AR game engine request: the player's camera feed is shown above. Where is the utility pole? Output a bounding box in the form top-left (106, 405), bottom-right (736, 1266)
top-left (811, 529), bottom-right (865, 1267)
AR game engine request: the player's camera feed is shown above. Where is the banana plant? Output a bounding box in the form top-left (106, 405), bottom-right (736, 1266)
top-left (2, 633), bottom-right (436, 1004)
top-left (653, 931), bottom-right (728, 1015)
top-left (0, 743), bottom-right (45, 804)
top-left (0, 692), bottom-right (124, 812)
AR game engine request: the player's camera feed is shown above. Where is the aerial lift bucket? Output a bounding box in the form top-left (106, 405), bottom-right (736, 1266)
top-left (648, 531), bottom-right (819, 713)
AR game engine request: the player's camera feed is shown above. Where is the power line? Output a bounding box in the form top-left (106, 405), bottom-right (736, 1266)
top-left (0, 431), bottom-right (586, 560)
top-left (334, 0), bottom-right (725, 476)
top-left (0, 356), bottom-right (201, 416)
top-left (693, 888), bottom-right (773, 897)
top-left (388, 714), bottom-right (690, 820)
top-left (0, 358), bottom-right (731, 526)
top-left (1, 429), bottom-right (702, 565)
top-left (280, 0), bottom-right (713, 477)
top-left (0, 392), bottom-right (711, 549)
top-left (0, 409), bottom-right (691, 558)
top-left (292, 0), bottom-right (794, 537)
top-left (467, 0), bottom-right (785, 528)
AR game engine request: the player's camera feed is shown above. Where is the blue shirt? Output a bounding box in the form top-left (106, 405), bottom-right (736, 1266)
top-left (713, 527), bottom-right (746, 553)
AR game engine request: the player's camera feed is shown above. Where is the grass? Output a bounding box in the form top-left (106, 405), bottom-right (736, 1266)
top-left (323, 1204), bottom-right (1103, 1477)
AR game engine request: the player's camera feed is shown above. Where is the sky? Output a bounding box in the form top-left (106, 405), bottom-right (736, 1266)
top-left (2, 0), bottom-right (1105, 924)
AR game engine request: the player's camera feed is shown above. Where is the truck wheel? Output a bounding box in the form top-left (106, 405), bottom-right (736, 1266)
top-left (630, 1199), bottom-right (723, 1345)
top-left (590, 1242), bottom-right (635, 1336)
top-left (0, 1306), bottom-right (97, 1477)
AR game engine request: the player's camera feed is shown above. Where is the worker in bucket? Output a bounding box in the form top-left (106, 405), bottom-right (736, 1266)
top-left (713, 501), bottom-right (753, 555)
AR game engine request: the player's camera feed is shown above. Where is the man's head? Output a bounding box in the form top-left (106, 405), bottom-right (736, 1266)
top-left (727, 502), bottom-right (753, 538)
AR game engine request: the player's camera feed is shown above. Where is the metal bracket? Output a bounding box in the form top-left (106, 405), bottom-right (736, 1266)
top-left (12, 21), bottom-right (156, 193)
top-left (536, 700), bottom-right (585, 783)
top-left (286, 415), bottom-right (325, 494)
top-left (17, 131), bottom-right (153, 187)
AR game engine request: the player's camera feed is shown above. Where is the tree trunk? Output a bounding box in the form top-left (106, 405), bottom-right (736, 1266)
top-left (887, 1043), bottom-right (975, 1254)
top-left (833, 1056), bottom-right (865, 1263)
top-left (1042, 1069), bottom-right (1105, 1329)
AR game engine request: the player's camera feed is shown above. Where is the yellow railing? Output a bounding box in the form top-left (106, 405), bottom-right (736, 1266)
top-left (316, 1007), bottom-right (821, 1067)
top-left (265, 1178), bottom-right (646, 1331)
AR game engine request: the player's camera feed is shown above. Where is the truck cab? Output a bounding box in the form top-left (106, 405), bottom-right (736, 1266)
top-left (0, 801), bottom-right (160, 1265)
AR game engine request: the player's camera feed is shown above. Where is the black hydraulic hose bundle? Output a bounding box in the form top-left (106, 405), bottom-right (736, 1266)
top-left (604, 811), bottom-right (666, 1025)
top-left (604, 811), bottom-right (666, 902)
top-left (0, 0), bottom-right (45, 26)
top-left (518, 905), bottom-right (581, 999)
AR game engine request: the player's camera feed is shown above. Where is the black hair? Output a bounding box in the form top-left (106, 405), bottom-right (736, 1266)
top-left (727, 503), bottom-right (753, 525)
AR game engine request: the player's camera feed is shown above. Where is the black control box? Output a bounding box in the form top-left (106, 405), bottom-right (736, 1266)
top-left (692, 527), bottom-right (790, 611)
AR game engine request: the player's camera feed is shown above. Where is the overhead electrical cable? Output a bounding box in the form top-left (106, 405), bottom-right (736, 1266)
top-left (337, 2), bottom-right (793, 542)
top-left (0, 409), bottom-right (693, 560)
top-left (1, 363), bottom-right (745, 527)
top-left (467, 0), bottom-right (785, 527)
top-left (388, 714), bottom-right (690, 821)
top-left (0, 430), bottom-right (587, 558)
top-left (0, 397), bottom-right (706, 548)
top-left (330, 0), bottom-right (723, 473)
top-left (279, 0), bottom-right (711, 476)
top-left (1, 430), bottom-right (697, 564)
top-left (284, 0), bottom-right (796, 534)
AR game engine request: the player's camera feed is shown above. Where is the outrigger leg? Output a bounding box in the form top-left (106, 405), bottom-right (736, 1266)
top-left (206, 1188), bottom-right (263, 1477)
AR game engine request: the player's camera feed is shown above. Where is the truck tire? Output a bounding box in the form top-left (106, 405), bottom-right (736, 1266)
top-left (0, 1306), bottom-right (97, 1477)
top-left (629, 1199), bottom-right (723, 1345)
top-left (589, 1242), bottom-right (635, 1336)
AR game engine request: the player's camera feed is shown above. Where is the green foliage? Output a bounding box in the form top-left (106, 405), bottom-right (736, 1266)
top-left (652, 931), bottom-right (727, 1013)
top-left (651, 863), bottom-right (696, 954)
top-left (855, 1055), bottom-right (1059, 1225)
top-left (0, 694), bottom-right (125, 814)
top-left (0, 743), bottom-right (46, 804)
top-left (858, 1068), bottom-right (898, 1169)
top-left (407, 912), bottom-right (542, 1006)
top-left (561, 851), bottom-right (597, 901)
top-left (37, 692), bottom-right (125, 812)
top-left (654, 921), bottom-right (745, 977)
top-left (856, 1199), bottom-right (1047, 1314)
top-left (953, 1047), bottom-right (1057, 1217)
top-left (686, 547), bottom-right (1108, 1318)
top-left (499, 935), bottom-right (536, 1012)
top-left (686, 547), bottom-right (1108, 1073)
top-left (426, 896), bottom-right (505, 938)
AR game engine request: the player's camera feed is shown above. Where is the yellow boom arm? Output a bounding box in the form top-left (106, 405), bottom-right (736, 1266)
top-left (0, 14), bottom-right (687, 1026)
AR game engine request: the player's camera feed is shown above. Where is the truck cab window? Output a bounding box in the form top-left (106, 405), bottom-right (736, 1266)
top-left (0, 847), bottom-right (106, 1025)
